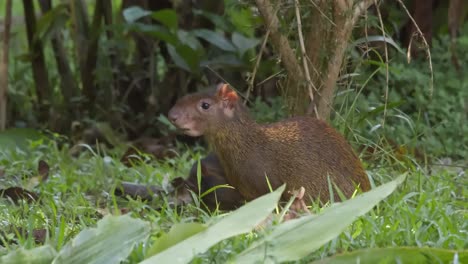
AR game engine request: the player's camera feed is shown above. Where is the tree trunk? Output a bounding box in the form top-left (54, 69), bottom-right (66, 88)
top-left (70, 0), bottom-right (92, 110)
top-left (84, 0), bottom-right (105, 110)
top-left (448, 0), bottom-right (464, 71)
top-left (308, 0), bottom-right (361, 120)
top-left (255, 0), bottom-right (307, 115)
top-left (255, 0), bottom-right (374, 119)
top-left (0, 0), bottom-right (12, 130)
top-left (38, 0), bottom-right (79, 120)
top-left (23, 0), bottom-right (51, 122)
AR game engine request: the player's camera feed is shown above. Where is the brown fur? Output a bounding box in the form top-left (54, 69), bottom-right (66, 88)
top-left (169, 84), bottom-right (370, 203)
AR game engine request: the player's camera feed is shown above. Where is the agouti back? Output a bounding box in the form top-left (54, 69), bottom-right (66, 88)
top-left (169, 84), bottom-right (370, 203)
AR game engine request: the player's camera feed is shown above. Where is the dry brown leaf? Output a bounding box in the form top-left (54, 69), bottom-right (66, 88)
top-left (0, 187), bottom-right (38, 203)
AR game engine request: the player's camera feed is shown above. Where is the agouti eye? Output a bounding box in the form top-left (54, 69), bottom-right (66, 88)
top-left (201, 102), bottom-right (210, 110)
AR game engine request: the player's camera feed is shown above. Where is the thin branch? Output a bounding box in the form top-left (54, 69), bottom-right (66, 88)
top-left (295, 0), bottom-right (319, 118)
top-left (308, 0), bottom-right (336, 26)
top-left (255, 0), bottom-right (303, 83)
top-left (396, 0), bottom-right (434, 96)
top-left (245, 30), bottom-right (270, 105)
top-left (352, 0), bottom-right (374, 23)
top-left (257, 70), bottom-right (284, 86)
top-left (374, 0), bottom-right (389, 127)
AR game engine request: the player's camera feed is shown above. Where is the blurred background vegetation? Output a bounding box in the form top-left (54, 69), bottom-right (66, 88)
top-left (0, 0), bottom-right (467, 160)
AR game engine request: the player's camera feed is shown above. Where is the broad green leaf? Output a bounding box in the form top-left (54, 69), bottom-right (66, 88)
top-left (234, 175), bottom-right (406, 263)
top-left (147, 223), bottom-right (207, 257)
top-left (228, 7), bottom-right (259, 36)
top-left (53, 215), bottom-right (150, 264)
top-left (167, 44), bottom-right (201, 73)
top-left (0, 245), bottom-right (57, 264)
top-left (313, 247), bottom-right (467, 264)
top-left (353, 35), bottom-right (405, 55)
top-left (192, 9), bottom-right (231, 31)
top-left (167, 44), bottom-right (190, 72)
top-left (151, 9), bottom-right (178, 29)
top-left (232, 32), bottom-right (260, 56)
top-left (128, 23), bottom-right (178, 45)
top-left (0, 128), bottom-right (46, 152)
top-left (200, 54), bottom-right (244, 69)
top-left (192, 29), bottom-right (236, 52)
top-left (123, 7), bottom-right (177, 29)
top-left (177, 30), bottom-right (203, 51)
top-left (141, 185), bottom-right (286, 264)
top-left (123, 6), bottom-right (151, 23)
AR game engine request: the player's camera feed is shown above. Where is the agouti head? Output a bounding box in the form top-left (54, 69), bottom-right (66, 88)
top-left (168, 83), bottom-right (244, 136)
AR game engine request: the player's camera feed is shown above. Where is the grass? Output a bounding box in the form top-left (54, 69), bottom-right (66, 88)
top-left (0, 132), bottom-right (466, 262)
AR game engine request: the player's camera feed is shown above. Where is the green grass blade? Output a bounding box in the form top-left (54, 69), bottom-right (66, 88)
top-left (234, 175), bottom-right (406, 263)
top-left (141, 185), bottom-right (286, 264)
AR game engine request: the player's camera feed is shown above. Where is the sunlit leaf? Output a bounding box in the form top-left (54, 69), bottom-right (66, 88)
top-left (313, 247), bottom-right (467, 264)
top-left (147, 223), bottom-right (207, 257)
top-left (0, 245), bottom-right (57, 264)
top-left (53, 215), bottom-right (150, 264)
top-left (234, 175), bottom-right (406, 263)
top-left (141, 185), bottom-right (286, 264)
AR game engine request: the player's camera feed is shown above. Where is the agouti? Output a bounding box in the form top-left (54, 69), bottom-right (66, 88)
top-left (168, 84), bottom-right (370, 203)
top-left (182, 153), bottom-right (245, 210)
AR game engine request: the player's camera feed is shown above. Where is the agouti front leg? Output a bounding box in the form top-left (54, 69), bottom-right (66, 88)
top-left (284, 186), bottom-right (311, 220)
top-left (185, 153), bottom-right (246, 211)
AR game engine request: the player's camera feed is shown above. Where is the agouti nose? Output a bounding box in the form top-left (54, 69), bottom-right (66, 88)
top-left (168, 108), bottom-right (180, 123)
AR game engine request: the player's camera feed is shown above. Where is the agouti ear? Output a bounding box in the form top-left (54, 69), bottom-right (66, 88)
top-left (216, 83), bottom-right (238, 108)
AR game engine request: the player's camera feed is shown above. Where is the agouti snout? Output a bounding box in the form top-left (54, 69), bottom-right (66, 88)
top-left (169, 83), bottom-right (370, 204)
